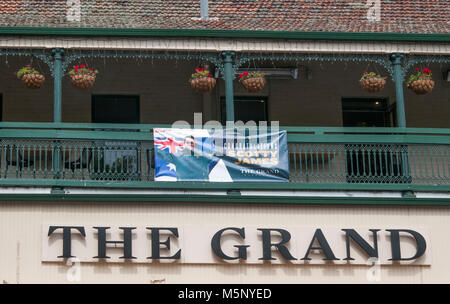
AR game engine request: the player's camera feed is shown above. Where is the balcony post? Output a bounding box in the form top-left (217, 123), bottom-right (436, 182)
top-left (390, 53), bottom-right (411, 184)
top-left (390, 53), bottom-right (406, 128)
top-left (51, 48), bottom-right (64, 180)
top-left (52, 48), bottom-right (64, 123)
top-left (221, 51), bottom-right (235, 123)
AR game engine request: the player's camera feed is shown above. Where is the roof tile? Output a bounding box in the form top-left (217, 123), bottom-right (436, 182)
top-left (0, 0), bottom-right (448, 34)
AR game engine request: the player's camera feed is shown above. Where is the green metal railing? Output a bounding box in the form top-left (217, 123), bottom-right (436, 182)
top-left (0, 122), bottom-right (449, 191)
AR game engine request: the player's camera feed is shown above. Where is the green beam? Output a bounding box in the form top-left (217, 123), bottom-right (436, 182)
top-left (0, 27), bottom-right (449, 42)
top-left (0, 129), bottom-right (154, 141)
top-left (1, 122), bottom-right (450, 136)
top-left (0, 128), bottom-right (449, 144)
top-left (0, 178), bottom-right (449, 192)
top-left (0, 193), bottom-right (449, 206)
top-left (0, 122), bottom-right (172, 131)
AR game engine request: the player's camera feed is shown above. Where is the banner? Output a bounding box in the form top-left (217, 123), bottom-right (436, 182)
top-left (154, 128), bottom-right (289, 182)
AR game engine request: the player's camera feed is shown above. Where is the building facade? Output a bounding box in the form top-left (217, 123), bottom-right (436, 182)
top-left (0, 0), bottom-right (449, 283)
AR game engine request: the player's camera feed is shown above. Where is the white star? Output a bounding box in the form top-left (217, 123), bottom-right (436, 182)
top-left (167, 163), bottom-right (176, 172)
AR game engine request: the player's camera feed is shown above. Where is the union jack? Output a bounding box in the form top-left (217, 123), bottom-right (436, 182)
top-left (154, 133), bottom-right (183, 154)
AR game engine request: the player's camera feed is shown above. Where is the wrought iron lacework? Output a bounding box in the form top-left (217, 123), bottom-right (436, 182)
top-left (0, 48), bottom-right (54, 73)
top-left (0, 48), bottom-right (224, 77)
top-left (403, 55), bottom-right (450, 80)
top-left (61, 50), bottom-right (224, 75)
top-left (233, 53), bottom-right (395, 80)
top-left (0, 48), bottom-right (449, 81)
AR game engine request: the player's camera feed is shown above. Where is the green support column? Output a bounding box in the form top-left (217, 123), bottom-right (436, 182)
top-left (390, 53), bottom-right (406, 128)
top-left (52, 48), bottom-right (64, 123)
top-left (51, 48), bottom-right (64, 181)
top-left (221, 51), bottom-right (235, 123)
top-left (390, 53), bottom-right (411, 185)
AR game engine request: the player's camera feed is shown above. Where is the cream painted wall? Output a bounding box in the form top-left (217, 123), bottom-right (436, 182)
top-left (1, 57), bottom-right (449, 127)
top-left (0, 201), bottom-right (449, 283)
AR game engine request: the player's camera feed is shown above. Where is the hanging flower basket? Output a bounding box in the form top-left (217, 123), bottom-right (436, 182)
top-left (68, 64), bottom-right (99, 90)
top-left (359, 71), bottom-right (386, 93)
top-left (407, 68), bottom-right (435, 95)
top-left (16, 66), bottom-right (45, 89)
top-left (190, 68), bottom-right (216, 93)
top-left (239, 72), bottom-right (266, 93)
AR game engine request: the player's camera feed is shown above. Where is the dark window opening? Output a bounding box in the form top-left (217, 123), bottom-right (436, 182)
top-left (92, 95), bottom-right (140, 124)
top-left (342, 98), bottom-right (391, 127)
top-left (220, 96), bottom-right (268, 125)
top-left (91, 95), bottom-right (141, 181)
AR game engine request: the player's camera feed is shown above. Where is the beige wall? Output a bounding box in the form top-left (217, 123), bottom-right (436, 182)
top-left (1, 57), bottom-right (449, 127)
top-left (0, 201), bottom-right (449, 283)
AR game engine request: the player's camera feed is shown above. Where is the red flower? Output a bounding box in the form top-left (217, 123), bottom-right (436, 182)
top-left (416, 68), bottom-right (420, 71)
top-left (195, 68), bottom-right (200, 72)
top-left (89, 68), bottom-right (94, 71)
top-left (243, 72), bottom-right (249, 76)
top-left (199, 68), bottom-right (204, 72)
top-left (238, 74), bottom-right (243, 79)
top-left (422, 68), bottom-right (431, 74)
top-left (208, 74), bottom-right (212, 78)
top-left (363, 70), bottom-right (367, 73)
top-left (80, 64), bottom-right (86, 68)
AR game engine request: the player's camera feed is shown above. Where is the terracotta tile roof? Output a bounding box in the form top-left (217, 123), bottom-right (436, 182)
top-left (0, 0), bottom-right (448, 34)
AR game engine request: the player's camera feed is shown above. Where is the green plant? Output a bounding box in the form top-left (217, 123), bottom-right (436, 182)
top-left (15, 65), bottom-right (41, 79)
top-left (407, 68), bottom-right (432, 87)
top-left (68, 64), bottom-right (99, 76)
top-left (190, 68), bottom-right (213, 79)
top-left (359, 70), bottom-right (385, 82)
top-left (238, 71), bottom-right (265, 81)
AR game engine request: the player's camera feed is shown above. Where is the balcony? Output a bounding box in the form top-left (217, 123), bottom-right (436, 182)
top-left (0, 122), bottom-right (448, 193)
top-left (0, 49), bottom-right (448, 201)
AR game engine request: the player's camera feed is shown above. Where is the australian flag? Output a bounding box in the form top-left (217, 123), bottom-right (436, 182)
top-left (153, 130), bottom-right (184, 181)
top-left (153, 128), bottom-right (223, 182)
